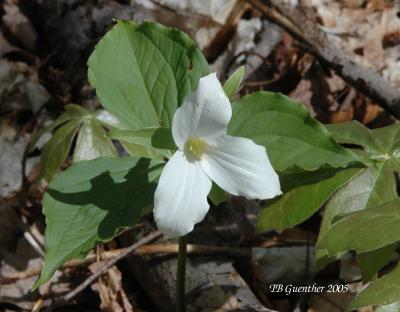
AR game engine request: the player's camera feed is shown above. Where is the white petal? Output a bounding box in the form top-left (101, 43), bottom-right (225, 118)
top-left (172, 73), bottom-right (232, 149)
top-left (153, 151), bottom-right (212, 237)
top-left (200, 135), bottom-right (281, 199)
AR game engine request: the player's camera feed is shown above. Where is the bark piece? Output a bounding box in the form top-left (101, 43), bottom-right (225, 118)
top-left (129, 246), bottom-right (275, 311)
top-left (246, 0), bottom-right (400, 119)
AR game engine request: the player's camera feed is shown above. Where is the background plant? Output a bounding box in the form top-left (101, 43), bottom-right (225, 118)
top-left (35, 20), bottom-right (400, 310)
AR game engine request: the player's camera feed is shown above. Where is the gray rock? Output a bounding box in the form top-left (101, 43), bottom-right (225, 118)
top-left (0, 136), bottom-right (27, 197)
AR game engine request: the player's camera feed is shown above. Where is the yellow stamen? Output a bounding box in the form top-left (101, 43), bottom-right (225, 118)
top-left (185, 137), bottom-right (207, 160)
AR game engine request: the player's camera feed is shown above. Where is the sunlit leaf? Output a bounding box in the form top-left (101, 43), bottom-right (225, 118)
top-left (88, 21), bottom-right (209, 129)
top-left (229, 92), bottom-right (359, 172)
top-left (223, 66), bottom-right (245, 100)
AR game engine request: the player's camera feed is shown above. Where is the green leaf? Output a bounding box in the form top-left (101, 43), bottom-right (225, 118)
top-left (371, 124), bottom-right (400, 155)
top-left (120, 141), bottom-right (166, 160)
top-left (327, 122), bottom-right (400, 160)
top-left (88, 20), bottom-right (209, 129)
top-left (46, 104), bottom-right (88, 130)
top-left (29, 104), bottom-right (88, 152)
top-left (73, 118), bottom-right (117, 162)
top-left (228, 92), bottom-right (359, 172)
top-left (318, 198), bottom-right (400, 255)
top-left (317, 161), bottom-right (398, 266)
top-left (108, 127), bottom-right (174, 159)
top-left (256, 168), bottom-right (361, 231)
top-left (136, 22), bottom-right (209, 104)
top-left (109, 128), bottom-right (175, 150)
top-left (40, 119), bottom-right (80, 182)
top-left (357, 244), bottom-right (397, 283)
top-left (223, 66), bottom-right (245, 99)
top-left (39, 105), bottom-right (122, 181)
top-left (34, 157), bottom-right (163, 288)
top-left (151, 128), bottom-right (176, 150)
top-left (326, 121), bottom-right (379, 153)
top-left (208, 182), bottom-right (226, 205)
top-left (351, 264), bottom-right (400, 309)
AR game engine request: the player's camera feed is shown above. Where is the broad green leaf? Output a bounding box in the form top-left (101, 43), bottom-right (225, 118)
top-left (277, 168), bottom-right (353, 193)
top-left (73, 118), bottom-right (117, 162)
top-left (34, 157), bottom-right (163, 288)
top-left (318, 198), bottom-right (400, 255)
top-left (228, 92), bottom-right (359, 172)
top-left (327, 121), bottom-right (400, 160)
top-left (326, 121), bottom-right (379, 153)
top-left (357, 244), bottom-right (397, 283)
top-left (351, 264), bottom-right (400, 309)
top-left (40, 119), bottom-right (80, 182)
top-left (371, 123), bottom-right (400, 155)
top-left (88, 21), bottom-right (209, 129)
top-left (256, 168), bottom-right (361, 231)
top-left (108, 127), bottom-right (174, 159)
top-left (136, 22), bottom-right (209, 104)
top-left (317, 161), bottom-right (398, 266)
top-left (223, 66), bottom-right (245, 100)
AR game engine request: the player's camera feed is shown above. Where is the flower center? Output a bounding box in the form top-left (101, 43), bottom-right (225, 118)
top-left (185, 137), bottom-right (207, 160)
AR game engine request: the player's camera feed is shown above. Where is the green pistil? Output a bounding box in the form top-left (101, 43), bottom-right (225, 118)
top-left (185, 137), bottom-right (207, 160)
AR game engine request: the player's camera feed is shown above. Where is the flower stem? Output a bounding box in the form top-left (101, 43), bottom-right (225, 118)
top-left (176, 235), bottom-right (187, 312)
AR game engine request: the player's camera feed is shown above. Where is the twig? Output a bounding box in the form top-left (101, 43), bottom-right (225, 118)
top-left (245, 0), bottom-right (400, 119)
top-left (57, 231), bottom-right (162, 305)
top-left (243, 75), bottom-right (286, 88)
top-left (4, 234), bottom-right (312, 282)
top-left (32, 298), bottom-right (44, 312)
top-left (1, 239), bottom-right (307, 284)
top-left (14, 216), bottom-right (44, 257)
top-left (23, 231), bottom-right (44, 257)
top-left (1, 243), bottom-right (251, 284)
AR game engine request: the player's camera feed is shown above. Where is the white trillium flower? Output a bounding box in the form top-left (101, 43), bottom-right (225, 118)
top-left (154, 73), bottom-right (281, 237)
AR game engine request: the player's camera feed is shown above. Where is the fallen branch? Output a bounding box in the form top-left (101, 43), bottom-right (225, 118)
top-left (63, 231), bottom-right (162, 302)
top-left (1, 239), bottom-right (307, 284)
top-left (246, 0), bottom-right (400, 119)
top-left (1, 244), bottom-right (243, 284)
top-left (40, 230), bottom-right (161, 310)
